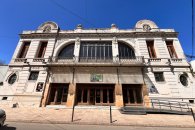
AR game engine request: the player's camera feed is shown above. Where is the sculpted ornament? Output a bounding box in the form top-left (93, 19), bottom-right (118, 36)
top-left (43, 25), bottom-right (51, 33)
top-left (112, 37), bottom-right (117, 44)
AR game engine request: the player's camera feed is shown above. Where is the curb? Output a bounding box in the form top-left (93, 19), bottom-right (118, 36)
top-left (6, 120), bottom-right (195, 128)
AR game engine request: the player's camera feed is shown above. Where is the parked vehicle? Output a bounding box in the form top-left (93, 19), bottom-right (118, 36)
top-left (0, 109), bottom-right (6, 127)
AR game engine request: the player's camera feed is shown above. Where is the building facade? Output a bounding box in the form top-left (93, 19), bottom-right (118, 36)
top-left (0, 65), bottom-right (8, 86)
top-left (0, 20), bottom-right (195, 107)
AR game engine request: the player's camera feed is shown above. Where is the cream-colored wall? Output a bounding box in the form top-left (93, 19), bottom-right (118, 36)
top-left (145, 67), bottom-right (195, 100)
top-left (1, 20), bottom-right (195, 107)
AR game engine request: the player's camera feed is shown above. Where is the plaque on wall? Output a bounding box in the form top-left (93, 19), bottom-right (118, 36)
top-left (90, 74), bottom-right (103, 82)
top-left (36, 82), bottom-right (44, 92)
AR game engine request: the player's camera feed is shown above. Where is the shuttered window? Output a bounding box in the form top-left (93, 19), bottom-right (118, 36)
top-left (36, 42), bottom-right (47, 58)
top-left (146, 40), bottom-right (156, 58)
top-left (18, 42), bottom-right (30, 58)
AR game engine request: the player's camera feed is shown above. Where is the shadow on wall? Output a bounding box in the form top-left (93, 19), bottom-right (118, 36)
top-left (1, 124), bottom-right (16, 130)
top-left (143, 70), bottom-right (159, 94)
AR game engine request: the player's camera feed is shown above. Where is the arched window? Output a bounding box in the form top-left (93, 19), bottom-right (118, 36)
top-left (118, 42), bottom-right (135, 59)
top-left (58, 43), bottom-right (75, 59)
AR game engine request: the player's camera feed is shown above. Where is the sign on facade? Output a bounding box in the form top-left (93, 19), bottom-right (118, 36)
top-left (90, 74), bottom-right (103, 82)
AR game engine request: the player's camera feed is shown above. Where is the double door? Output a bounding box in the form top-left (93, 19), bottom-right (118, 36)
top-left (48, 84), bottom-right (69, 105)
top-left (76, 84), bottom-right (115, 105)
top-left (122, 84), bottom-right (143, 106)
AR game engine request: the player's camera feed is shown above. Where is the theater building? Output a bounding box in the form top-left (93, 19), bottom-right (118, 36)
top-left (0, 19), bottom-right (195, 107)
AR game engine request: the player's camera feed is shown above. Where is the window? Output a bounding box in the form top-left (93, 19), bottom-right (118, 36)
top-left (48, 84), bottom-right (69, 105)
top-left (28, 71), bottom-right (39, 80)
top-left (36, 42), bottom-right (47, 58)
top-left (146, 40), bottom-right (156, 58)
top-left (189, 100), bottom-right (194, 104)
top-left (180, 74), bottom-right (188, 87)
top-left (18, 42), bottom-right (30, 58)
top-left (79, 41), bottom-right (112, 60)
top-left (58, 43), bottom-right (75, 58)
top-left (154, 72), bottom-right (165, 82)
top-left (2, 97), bottom-right (7, 100)
top-left (8, 73), bottom-right (17, 84)
top-left (118, 42), bottom-right (135, 59)
top-left (166, 41), bottom-right (178, 58)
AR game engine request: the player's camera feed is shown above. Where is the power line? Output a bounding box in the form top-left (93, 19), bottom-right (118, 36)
top-left (49, 0), bottom-right (96, 27)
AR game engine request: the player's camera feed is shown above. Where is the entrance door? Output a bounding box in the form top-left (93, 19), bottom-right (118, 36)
top-left (122, 84), bottom-right (143, 106)
top-left (89, 88), bottom-right (95, 105)
top-left (48, 83), bottom-right (69, 105)
top-left (76, 84), bottom-right (115, 105)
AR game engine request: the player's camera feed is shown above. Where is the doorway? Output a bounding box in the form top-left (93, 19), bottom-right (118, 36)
top-left (122, 84), bottom-right (143, 106)
top-left (48, 83), bottom-right (69, 105)
top-left (76, 84), bottom-right (115, 106)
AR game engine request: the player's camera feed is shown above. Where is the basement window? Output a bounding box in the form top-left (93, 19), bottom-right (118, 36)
top-left (189, 100), bottom-right (194, 104)
top-left (2, 97), bottom-right (7, 100)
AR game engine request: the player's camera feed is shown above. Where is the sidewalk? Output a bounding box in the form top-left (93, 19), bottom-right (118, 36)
top-left (1, 105), bottom-right (195, 128)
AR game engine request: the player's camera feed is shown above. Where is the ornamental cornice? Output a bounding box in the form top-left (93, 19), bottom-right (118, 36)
top-left (19, 32), bottom-right (178, 39)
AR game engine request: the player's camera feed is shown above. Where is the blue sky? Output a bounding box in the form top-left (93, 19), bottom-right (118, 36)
top-left (0, 0), bottom-right (194, 64)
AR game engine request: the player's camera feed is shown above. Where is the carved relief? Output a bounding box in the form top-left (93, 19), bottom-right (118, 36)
top-left (43, 25), bottom-right (51, 33)
top-left (38, 21), bottom-right (58, 30)
top-left (135, 19), bottom-right (158, 29)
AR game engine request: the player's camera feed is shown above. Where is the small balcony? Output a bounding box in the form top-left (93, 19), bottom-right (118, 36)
top-left (14, 58), bottom-right (27, 63)
top-left (146, 58), bottom-right (189, 66)
top-left (12, 58), bottom-right (48, 65)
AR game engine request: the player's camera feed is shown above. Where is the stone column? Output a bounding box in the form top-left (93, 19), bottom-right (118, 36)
top-left (115, 84), bottom-right (124, 107)
top-left (74, 37), bottom-right (80, 62)
top-left (112, 37), bottom-right (119, 63)
top-left (41, 83), bottom-right (50, 107)
top-left (142, 84), bottom-right (151, 108)
top-left (66, 83), bottom-right (76, 107)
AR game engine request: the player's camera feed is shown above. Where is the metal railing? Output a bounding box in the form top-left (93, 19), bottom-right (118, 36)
top-left (79, 57), bottom-right (113, 63)
top-left (149, 99), bottom-right (190, 112)
top-left (148, 99), bottom-right (195, 122)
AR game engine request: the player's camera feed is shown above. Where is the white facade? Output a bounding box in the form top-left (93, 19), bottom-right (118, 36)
top-left (0, 20), bottom-right (195, 107)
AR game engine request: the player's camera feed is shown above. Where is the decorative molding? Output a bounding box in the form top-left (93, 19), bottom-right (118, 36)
top-left (20, 32), bottom-right (178, 39)
top-left (55, 39), bottom-right (69, 49)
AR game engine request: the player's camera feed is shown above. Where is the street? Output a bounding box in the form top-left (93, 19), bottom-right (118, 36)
top-left (1, 122), bottom-right (194, 130)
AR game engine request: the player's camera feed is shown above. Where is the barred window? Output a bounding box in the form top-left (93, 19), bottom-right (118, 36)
top-left (28, 71), bottom-right (39, 80)
top-left (118, 42), bottom-right (135, 59)
top-left (79, 41), bottom-right (112, 60)
top-left (154, 72), bottom-right (165, 82)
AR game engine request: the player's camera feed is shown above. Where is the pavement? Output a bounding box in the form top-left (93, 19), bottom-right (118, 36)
top-left (1, 105), bottom-right (195, 128)
top-left (2, 122), bottom-right (195, 130)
